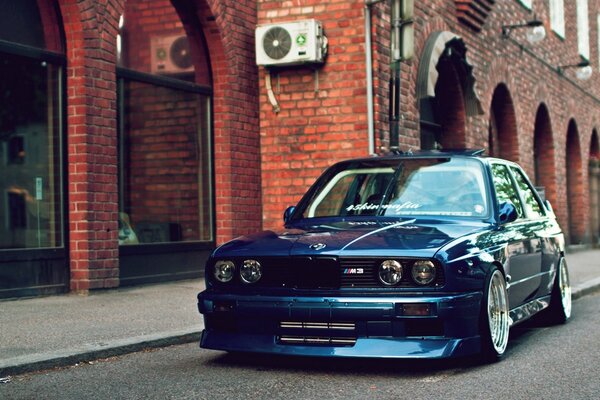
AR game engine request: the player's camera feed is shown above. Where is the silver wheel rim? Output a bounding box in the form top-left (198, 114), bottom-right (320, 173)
top-left (559, 259), bottom-right (572, 319)
top-left (488, 270), bottom-right (509, 355)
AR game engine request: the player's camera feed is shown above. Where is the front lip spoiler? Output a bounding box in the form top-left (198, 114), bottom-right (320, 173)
top-left (200, 331), bottom-right (482, 359)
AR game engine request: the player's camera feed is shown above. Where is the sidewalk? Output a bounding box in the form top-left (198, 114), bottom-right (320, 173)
top-left (2, 249), bottom-right (600, 377)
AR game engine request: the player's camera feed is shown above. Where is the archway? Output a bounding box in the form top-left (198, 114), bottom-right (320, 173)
top-left (533, 104), bottom-right (556, 206)
top-left (566, 120), bottom-right (584, 244)
top-left (589, 130), bottom-right (600, 243)
top-left (417, 32), bottom-right (482, 150)
top-left (488, 84), bottom-right (519, 162)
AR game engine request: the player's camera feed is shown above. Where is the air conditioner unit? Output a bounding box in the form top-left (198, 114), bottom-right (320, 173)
top-left (150, 35), bottom-right (194, 75)
top-left (256, 19), bottom-right (328, 67)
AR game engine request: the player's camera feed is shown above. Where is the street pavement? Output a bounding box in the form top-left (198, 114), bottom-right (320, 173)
top-left (1, 249), bottom-right (600, 377)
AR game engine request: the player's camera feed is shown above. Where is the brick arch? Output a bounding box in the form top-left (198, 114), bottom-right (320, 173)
top-left (533, 103), bottom-right (557, 207)
top-left (193, 0), bottom-right (261, 243)
top-left (416, 30), bottom-right (483, 150)
top-left (488, 84), bottom-right (519, 162)
top-left (567, 120), bottom-right (585, 244)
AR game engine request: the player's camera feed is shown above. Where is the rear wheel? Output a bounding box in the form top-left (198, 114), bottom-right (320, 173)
top-left (480, 268), bottom-right (510, 361)
top-left (546, 257), bottom-right (571, 324)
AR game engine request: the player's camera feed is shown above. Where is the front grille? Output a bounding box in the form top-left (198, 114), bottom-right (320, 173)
top-left (260, 257), bottom-right (339, 289)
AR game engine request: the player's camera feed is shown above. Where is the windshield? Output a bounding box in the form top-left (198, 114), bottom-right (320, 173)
top-left (300, 158), bottom-right (489, 219)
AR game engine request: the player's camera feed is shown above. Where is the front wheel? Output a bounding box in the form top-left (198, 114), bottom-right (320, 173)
top-left (545, 257), bottom-right (572, 324)
top-left (480, 268), bottom-right (510, 361)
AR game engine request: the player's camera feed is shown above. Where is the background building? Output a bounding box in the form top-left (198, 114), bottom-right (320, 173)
top-left (1, 0), bottom-right (599, 298)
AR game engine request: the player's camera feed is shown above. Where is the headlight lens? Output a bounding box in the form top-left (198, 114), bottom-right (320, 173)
top-left (412, 260), bottom-right (436, 285)
top-left (378, 260), bottom-right (403, 286)
top-left (240, 259), bottom-right (262, 284)
top-left (214, 260), bottom-right (235, 283)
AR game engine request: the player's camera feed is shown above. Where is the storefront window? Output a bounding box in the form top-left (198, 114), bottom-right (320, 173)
top-left (0, 0), bottom-right (64, 250)
top-left (117, 0), bottom-right (213, 245)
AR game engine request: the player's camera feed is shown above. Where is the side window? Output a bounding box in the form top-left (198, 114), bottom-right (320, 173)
top-left (491, 164), bottom-right (524, 219)
top-left (510, 166), bottom-right (545, 219)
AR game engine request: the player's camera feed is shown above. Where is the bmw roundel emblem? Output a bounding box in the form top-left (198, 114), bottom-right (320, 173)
top-left (309, 243), bottom-right (326, 251)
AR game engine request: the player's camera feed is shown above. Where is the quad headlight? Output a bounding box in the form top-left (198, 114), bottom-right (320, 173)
top-left (240, 259), bottom-right (262, 284)
top-left (214, 260), bottom-right (235, 283)
top-left (411, 260), bottom-right (437, 285)
top-left (378, 260), bottom-right (403, 286)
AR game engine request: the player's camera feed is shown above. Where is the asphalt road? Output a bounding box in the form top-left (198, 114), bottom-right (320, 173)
top-left (2, 293), bottom-right (599, 400)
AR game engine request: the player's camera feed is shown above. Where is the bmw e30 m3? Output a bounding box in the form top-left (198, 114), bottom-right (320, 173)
top-left (197, 150), bottom-right (571, 360)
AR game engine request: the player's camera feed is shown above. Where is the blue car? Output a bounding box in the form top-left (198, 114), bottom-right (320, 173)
top-left (197, 150), bottom-right (571, 360)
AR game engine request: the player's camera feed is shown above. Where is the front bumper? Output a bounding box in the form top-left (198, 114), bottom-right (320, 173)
top-left (197, 291), bottom-right (483, 359)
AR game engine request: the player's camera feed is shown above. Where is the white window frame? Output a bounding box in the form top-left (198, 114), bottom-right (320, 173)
top-left (549, 0), bottom-right (565, 38)
top-left (577, 0), bottom-right (590, 60)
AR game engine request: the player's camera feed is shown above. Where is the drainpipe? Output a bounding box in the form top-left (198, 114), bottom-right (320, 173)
top-left (365, 0), bottom-right (385, 155)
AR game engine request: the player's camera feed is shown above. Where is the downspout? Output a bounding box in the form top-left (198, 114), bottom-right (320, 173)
top-left (365, 1), bottom-right (384, 155)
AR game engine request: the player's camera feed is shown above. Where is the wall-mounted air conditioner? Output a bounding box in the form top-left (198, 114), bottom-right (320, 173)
top-left (255, 19), bottom-right (327, 67)
top-left (150, 35), bottom-right (194, 74)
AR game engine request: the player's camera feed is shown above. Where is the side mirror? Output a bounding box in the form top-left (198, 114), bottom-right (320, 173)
top-left (498, 201), bottom-right (518, 224)
top-left (544, 199), bottom-right (554, 215)
top-left (283, 206), bottom-right (296, 223)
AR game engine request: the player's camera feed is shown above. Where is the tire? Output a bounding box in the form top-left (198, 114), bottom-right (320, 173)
top-left (545, 257), bottom-right (572, 324)
top-left (480, 268), bottom-right (510, 361)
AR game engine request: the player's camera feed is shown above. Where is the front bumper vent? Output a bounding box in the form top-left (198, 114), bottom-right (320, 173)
top-left (278, 321), bottom-right (357, 346)
top-left (278, 336), bottom-right (357, 346)
top-left (280, 321), bottom-right (355, 330)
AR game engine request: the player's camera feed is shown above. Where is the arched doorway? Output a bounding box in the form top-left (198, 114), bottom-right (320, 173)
top-left (0, 0), bottom-right (67, 298)
top-left (566, 120), bottom-right (584, 244)
top-left (589, 130), bottom-right (600, 244)
top-left (533, 104), bottom-right (556, 206)
top-left (417, 32), bottom-right (482, 150)
top-left (488, 84), bottom-right (519, 162)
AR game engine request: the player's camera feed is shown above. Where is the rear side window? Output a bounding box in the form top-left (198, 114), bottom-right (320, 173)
top-left (510, 166), bottom-right (545, 219)
top-left (491, 164), bottom-right (524, 219)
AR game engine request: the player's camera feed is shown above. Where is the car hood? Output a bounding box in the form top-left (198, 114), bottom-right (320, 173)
top-left (214, 218), bottom-right (490, 259)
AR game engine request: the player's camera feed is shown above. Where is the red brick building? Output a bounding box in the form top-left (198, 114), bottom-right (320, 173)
top-left (1, 0), bottom-right (599, 298)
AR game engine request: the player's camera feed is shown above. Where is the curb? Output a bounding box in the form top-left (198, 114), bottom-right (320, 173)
top-left (572, 276), bottom-right (600, 300)
top-left (0, 329), bottom-right (201, 378)
top-left (2, 281), bottom-right (600, 378)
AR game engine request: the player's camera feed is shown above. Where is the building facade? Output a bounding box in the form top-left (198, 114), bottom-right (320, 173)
top-left (1, 0), bottom-right (599, 298)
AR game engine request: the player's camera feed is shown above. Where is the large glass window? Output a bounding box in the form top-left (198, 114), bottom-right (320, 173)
top-left (0, 49), bottom-right (63, 250)
top-left (117, 0), bottom-right (213, 245)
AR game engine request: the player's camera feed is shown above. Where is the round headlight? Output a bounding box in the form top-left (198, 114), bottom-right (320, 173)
top-left (378, 260), bottom-right (403, 286)
top-left (214, 260), bottom-right (235, 283)
top-left (240, 259), bottom-right (262, 284)
top-left (412, 260), bottom-right (436, 285)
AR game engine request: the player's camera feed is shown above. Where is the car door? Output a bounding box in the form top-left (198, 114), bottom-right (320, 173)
top-left (491, 163), bottom-right (542, 308)
top-left (508, 165), bottom-right (555, 299)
